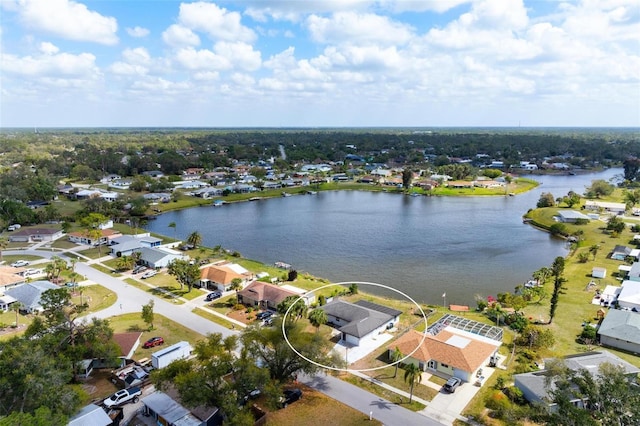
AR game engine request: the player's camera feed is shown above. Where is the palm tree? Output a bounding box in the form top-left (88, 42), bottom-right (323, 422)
top-left (168, 222), bottom-right (177, 240)
top-left (10, 302), bottom-right (23, 327)
top-left (391, 346), bottom-right (403, 378)
top-left (403, 363), bottom-right (423, 403)
top-left (308, 308), bottom-right (328, 333)
top-left (187, 231), bottom-right (202, 248)
top-left (230, 278), bottom-right (243, 302)
top-left (0, 237), bottom-right (8, 262)
top-left (589, 244), bottom-right (600, 260)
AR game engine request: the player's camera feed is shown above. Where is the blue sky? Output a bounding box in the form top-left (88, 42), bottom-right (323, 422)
top-left (1, 0), bottom-right (639, 127)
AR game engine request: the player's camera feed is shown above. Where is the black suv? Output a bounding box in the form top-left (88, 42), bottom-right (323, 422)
top-left (256, 311), bottom-right (273, 320)
top-left (280, 389), bottom-right (302, 407)
top-left (205, 291), bottom-right (222, 301)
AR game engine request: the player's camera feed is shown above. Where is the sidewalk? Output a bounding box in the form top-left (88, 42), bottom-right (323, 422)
top-left (348, 370), bottom-right (431, 407)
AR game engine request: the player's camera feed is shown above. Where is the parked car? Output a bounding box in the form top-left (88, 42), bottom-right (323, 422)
top-left (280, 388), bottom-right (302, 408)
top-left (103, 387), bottom-right (141, 408)
top-left (10, 260), bottom-right (29, 268)
top-left (256, 311), bottom-right (273, 320)
top-left (141, 270), bottom-right (157, 279)
top-left (132, 265), bottom-right (147, 274)
top-left (7, 224), bottom-right (21, 231)
top-left (443, 377), bottom-right (462, 393)
top-left (205, 291), bottom-right (222, 301)
top-left (143, 336), bottom-right (164, 349)
top-left (21, 269), bottom-right (40, 277)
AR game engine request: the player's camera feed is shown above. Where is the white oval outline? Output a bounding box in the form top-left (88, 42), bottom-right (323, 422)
top-left (281, 281), bottom-right (428, 373)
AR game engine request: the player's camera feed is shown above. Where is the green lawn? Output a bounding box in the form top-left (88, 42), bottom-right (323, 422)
top-left (192, 307), bottom-right (239, 329)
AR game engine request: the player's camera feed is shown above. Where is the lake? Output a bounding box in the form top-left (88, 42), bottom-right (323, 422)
top-left (145, 168), bottom-right (622, 305)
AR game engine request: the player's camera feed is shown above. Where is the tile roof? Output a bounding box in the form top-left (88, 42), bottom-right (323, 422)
top-left (201, 264), bottom-right (248, 284)
top-left (238, 281), bottom-right (298, 305)
top-left (389, 329), bottom-right (499, 373)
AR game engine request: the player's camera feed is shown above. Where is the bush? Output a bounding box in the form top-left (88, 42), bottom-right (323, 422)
top-left (503, 386), bottom-right (525, 404)
top-left (485, 390), bottom-right (511, 412)
top-left (549, 223), bottom-right (568, 236)
top-left (233, 303), bottom-right (245, 311)
top-left (318, 295), bottom-right (326, 306)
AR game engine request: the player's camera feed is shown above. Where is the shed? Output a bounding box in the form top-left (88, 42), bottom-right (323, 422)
top-left (591, 267), bottom-right (606, 279)
top-left (68, 403), bottom-right (113, 426)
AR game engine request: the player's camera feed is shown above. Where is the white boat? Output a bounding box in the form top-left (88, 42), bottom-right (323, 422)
top-left (282, 192), bottom-right (292, 197)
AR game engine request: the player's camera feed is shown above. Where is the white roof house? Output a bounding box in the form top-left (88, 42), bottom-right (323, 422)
top-left (557, 210), bottom-right (590, 223)
top-left (617, 280), bottom-right (640, 311)
top-left (584, 200), bottom-right (626, 213)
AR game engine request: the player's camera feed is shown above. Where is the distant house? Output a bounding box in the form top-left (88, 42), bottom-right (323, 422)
top-left (557, 210), bottom-right (590, 223)
top-left (514, 351), bottom-right (640, 410)
top-left (597, 309), bottom-right (640, 353)
top-left (5, 281), bottom-right (59, 313)
top-left (611, 245), bottom-right (632, 261)
top-left (0, 266), bottom-right (26, 292)
top-left (388, 325), bottom-right (500, 382)
top-left (142, 388), bottom-right (222, 426)
top-left (237, 281), bottom-right (301, 311)
top-left (321, 300), bottom-right (401, 347)
top-left (8, 227), bottom-right (63, 243)
top-left (584, 200), bottom-right (626, 215)
top-left (68, 228), bottom-right (122, 246)
top-left (199, 263), bottom-right (252, 292)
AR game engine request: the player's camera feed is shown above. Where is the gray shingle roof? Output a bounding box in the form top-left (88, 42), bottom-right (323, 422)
top-left (354, 300), bottom-right (402, 318)
top-left (597, 309), bottom-right (640, 343)
top-left (321, 300), bottom-right (394, 338)
top-left (5, 281), bottom-right (58, 311)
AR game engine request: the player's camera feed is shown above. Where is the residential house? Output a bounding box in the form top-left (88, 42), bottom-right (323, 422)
top-left (68, 228), bottom-right (122, 246)
top-left (144, 193), bottom-right (172, 203)
top-left (199, 263), bottom-right (252, 291)
top-left (237, 281), bottom-right (300, 311)
top-left (514, 351), bottom-right (640, 410)
top-left (110, 234), bottom-right (162, 257)
top-left (0, 294), bottom-right (18, 312)
top-left (616, 280), bottom-right (640, 311)
top-left (5, 281), bottom-right (59, 313)
top-left (321, 300), bottom-right (402, 347)
top-left (626, 262), bottom-right (640, 282)
top-left (75, 189), bottom-right (119, 202)
top-left (0, 266), bottom-right (26, 292)
top-left (138, 247), bottom-right (188, 269)
top-left (68, 403), bottom-right (117, 426)
top-left (597, 309), bottom-right (640, 353)
top-left (447, 180), bottom-right (474, 189)
top-left (388, 325), bottom-right (500, 382)
top-left (8, 227), bottom-right (63, 243)
top-left (611, 245), bottom-right (632, 261)
top-left (112, 332), bottom-right (143, 359)
top-left (142, 170), bottom-right (165, 179)
top-left (584, 200), bottom-right (627, 215)
top-left (557, 210), bottom-right (590, 223)
top-left (190, 187), bottom-right (224, 199)
top-left (141, 389), bottom-right (218, 422)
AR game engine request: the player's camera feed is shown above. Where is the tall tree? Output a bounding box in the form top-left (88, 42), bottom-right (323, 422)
top-left (142, 300), bottom-right (155, 330)
top-left (549, 256), bottom-right (565, 324)
top-left (187, 231), bottom-right (202, 248)
top-left (168, 221), bottom-right (177, 240)
top-left (391, 346), bottom-right (403, 379)
top-left (0, 237), bottom-right (8, 262)
top-left (167, 258), bottom-right (201, 292)
top-left (402, 168), bottom-right (413, 190)
top-left (403, 363), bottom-right (422, 403)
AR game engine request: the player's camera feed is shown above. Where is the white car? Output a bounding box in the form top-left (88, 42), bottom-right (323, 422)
top-left (141, 270), bottom-right (157, 279)
top-left (10, 260), bottom-right (29, 268)
top-left (22, 269), bottom-right (40, 277)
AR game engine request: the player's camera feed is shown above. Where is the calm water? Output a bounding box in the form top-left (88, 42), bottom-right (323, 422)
top-left (145, 169), bottom-right (621, 305)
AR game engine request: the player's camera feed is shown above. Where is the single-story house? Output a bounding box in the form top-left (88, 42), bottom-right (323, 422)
top-left (237, 281), bottom-right (300, 311)
top-left (0, 266), bottom-right (26, 291)
top-left (616, 280), bottom-right (640, 312)
top-left (514, 351), bottom-right (640, 410)
top-left (5, 280), bottom-right (59, 313)
top-left (143, 192), bottom-right (172, 203)
top-left (190, 187), bottom-right (224, 199)
top-left (597, 309), bottom-right (640, 353)
top-left (75, 189), bottom-right (119, 202)
top-left (0, 294), bottom-right (18, 312)
top-left (321, 300), bottom-right (402, 347)
top-left (584, 200), bottom-right (626, 215)
top-left (138, 247), bottom-right (188, 269)
top-left (68, 403), bottom-right (117, 426)
top-left (388, 327), bottom-right (500, 383)
top-left (557, 210), bottom-right (590, 223)
top-left (626, 262), bottom-right (640, 282)
top-left (112, 332), bottom-right (143, 359)
top-left (199, 263), bottom-right (252, 292)
top-left (611, 245), bottom-right (632, 261)
top-left (109, 234), bottom-right (162, 257)
top-left (68, 228), bottom-right (122, 246)
top-left (8, 227), bottom-right (63, 243)
top-left (142, 387), bottom-right (222, 426)
top-left (591, 267), bottom-right (606, 279)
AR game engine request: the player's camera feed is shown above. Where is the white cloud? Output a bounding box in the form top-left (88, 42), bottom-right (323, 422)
top-left (212, 41), bottom-right (262, 71)
top-left (39, 41), bottom-right (59, 55)
top-left (3, 51), bottom-right (98, 77)
top-left (126, 26), bottom-right (150, 38)
top-left (172, 42), bottom-right (261, 72)
top-left (306, 12), bottom-right (414, 45)
top-left (177, 2), bottom-right (255, 42)
top-left (174, 47), bottom-right (231, 71)
top-left (16, 0), bottom-right (118, 45)
top-left (162, 24), bottom-right (201, 48)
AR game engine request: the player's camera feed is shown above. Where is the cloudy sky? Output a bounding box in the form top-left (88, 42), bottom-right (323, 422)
top-left (1, 0), bottom-right (639, 128)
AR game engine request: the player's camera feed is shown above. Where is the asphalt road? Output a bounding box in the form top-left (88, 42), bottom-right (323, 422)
top-left (6, 249), bottom-right (445, 425)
